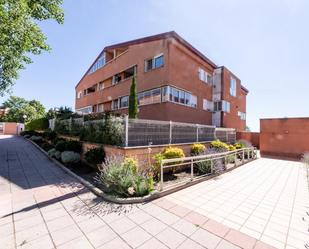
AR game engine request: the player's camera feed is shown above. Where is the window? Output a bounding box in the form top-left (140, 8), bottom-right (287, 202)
top-left (162, 86), bottom-right (197, 108)
top-left (88, 53), bottom-right (106, 74)
top-left (98, 82), bottom-right (104, 91)
top-left (119, 96), bottom-right (129, 108)
top-left (214, 100), bottom-right (230, 113)
top-left (238, 111), bottom-right (246, 120)
top-left (112, 74), bottom-right (122, 85)
top-left (112, 99), bottom-right (119, 110)
top-left (77, 91), bottom-right (82, 99)
top-left (138, 88), bottom-right (161, 106)
top-left (203, 99), bottom-right (214, 111)
top-left (97, 104), bottom-right (104, 112)
top-left (76, 106), bottom-right (92, 114)
top-left (230, 77), bottom-right (237, 97)
top-left (145, 54), bottom-right (164, 72)
top-left (154, 55), bottom-right (164, 68)
top-left (198, 68), bottom-right (212, 84)
top-left (83, 89), bottom-right (87, 96)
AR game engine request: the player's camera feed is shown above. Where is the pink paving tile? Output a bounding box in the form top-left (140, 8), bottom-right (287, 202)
top-left (50, 224), bottom-right (83, 246)
top-left (202, 218), bottom-right (230, 237)
top-left (57, 236), bottom-right (93, 249)
top-left (225, 229), bottom-right (257, 249)
top-left (216, 240), bottom-right (241, 249)
top-left (254, 240), bottom-right (277, 249)
top-left (168, 204), bottom-right (191, 217)
top-left (154, 198), bottom-right (177, 210)
top-left (184, 211), bottom-right (209, 226)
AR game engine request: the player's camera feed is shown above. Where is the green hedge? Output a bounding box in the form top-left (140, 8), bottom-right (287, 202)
top-left (26, 118), bottom-right (49, 131)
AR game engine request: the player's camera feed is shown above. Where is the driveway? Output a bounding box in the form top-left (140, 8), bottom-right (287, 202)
top-left (0, 135), bottom-right (308, 249)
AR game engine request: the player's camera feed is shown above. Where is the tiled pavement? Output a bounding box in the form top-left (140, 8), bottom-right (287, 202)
top-left (0, 135), bottom-right (308, 249)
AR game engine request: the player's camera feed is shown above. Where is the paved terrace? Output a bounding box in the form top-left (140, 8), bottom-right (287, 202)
top-left (0, 135), bottom-right (308, 249)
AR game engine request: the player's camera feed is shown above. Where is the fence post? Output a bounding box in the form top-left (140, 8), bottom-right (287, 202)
top-left (160, 160), bottom-right (164, 191)
top-left (242, 149), bottom-right (245, 163)
top-left (169, 121), bottom-right (172, 144)
top-left (124, 115), bottom-right (129, 147)
top-left (234, 152), bottom-right (237, 167)
top-left (196, 124), bottom-right (199, 142)
top-left (191, 159), bottom-right (193, 181)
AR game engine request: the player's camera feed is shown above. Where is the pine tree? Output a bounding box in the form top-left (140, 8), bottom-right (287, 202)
top-left (129, 77), bottom-right (138, 118)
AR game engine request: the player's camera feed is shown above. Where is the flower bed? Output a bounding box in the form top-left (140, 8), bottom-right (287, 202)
top-left (21, 129), bottom-right (256, 203)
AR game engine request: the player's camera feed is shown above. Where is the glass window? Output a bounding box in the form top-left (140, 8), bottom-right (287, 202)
top-left (172, 88), bottom-right (179, 103)
top-left (98, 82), bottom-right (104, 91)
top-left (198, 68), bottom-right (212, 84)
top-left (230, 77), bottom-right (237, 96)
top-left (97, 104), bottom-right (104, 112)
top-left (145, 58), bottom-right (153, 72)
top-left (145, 54), bottom-right (164, 72)
top-left (88, 53), bottom-right (106, 74)
top-left (185, 92), bottom-right (190, 105)
top-left (138, 88), bottom-right (161, 106)
top-left (179, 91), bottom-right (185, 104)
top-left (203, 99), bottom-right (214, 111)
top-left (119, 96), bottom-right (129, 108)
top-left (190, 95), bottom-right (197, 108)
top-left (162, 86), bottom-right (169, 102)
top-left (112, 99), bottom-right (119, 110)
top-left (154, 55), bottom-right (164, 68)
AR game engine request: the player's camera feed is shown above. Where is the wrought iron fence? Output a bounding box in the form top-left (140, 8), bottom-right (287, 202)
top-left (160, 147), bottom-right (257, 191)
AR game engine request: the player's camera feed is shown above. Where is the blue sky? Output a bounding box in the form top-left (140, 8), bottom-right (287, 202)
top-left (1, 0), bottom-right (308, 131)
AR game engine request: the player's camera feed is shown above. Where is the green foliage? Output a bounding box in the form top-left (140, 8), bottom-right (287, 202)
top-left (210, 140), bottom-right (229, 151)
top-left (196, 159), bottom-right (212, 174)
top-left (128, 77), bottom-right (138, 119)
top-left (96, 156), bottom-right (153, 197)
top-left (30, 135), bottom-right (43, 142)
top-left (55, 140), bottom-right (66, 152)
top-left (0, 0), bottom-right (64, 95)
top-left (84, 147), bottom-right (105, 165)
top-left (55, 140), bottom-right (81, 153)
top-left (1, 96), bottom-right (45, 123)
top-left (41, 130), bottom-right (57, 140)
top-left (152, 147), bottom-right (185, 178)
top-left (228, 145), bottom-right (236, 151)
top-left (48, 148), bottom-right (61, 159)
top-left (20, 130), bottom-right (40, 137)
top-left (26, 117), bottom-right (49, 131)
top-left (40, 142), bottom-right (54, 152)
top-left (236, 140), bottom-right (252, 148)
top-left (191, 143), bottom-right (206, 155)
top-left (61, 151), bottom-right (80, 164)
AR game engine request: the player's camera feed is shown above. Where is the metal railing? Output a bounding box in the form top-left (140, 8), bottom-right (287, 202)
top-left (160, 147), bottom-right (257, 191)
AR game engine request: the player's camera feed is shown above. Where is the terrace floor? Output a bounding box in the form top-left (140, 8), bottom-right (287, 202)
top-left (0, 135), bottom-right (308, 249)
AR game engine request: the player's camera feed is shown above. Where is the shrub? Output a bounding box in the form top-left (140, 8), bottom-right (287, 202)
top-left (210, 140), bottom-right (229, 151)
top-left (191, 143), bottom-right (206, 155)
top-left (96, 156), bottom-right (153, 197)
top-left (30, 135), bottom-right (43, 142)
top-left (40, 142), bottom-right (54, 152)
top-left (48, 148), bottom-right (61, 159)
top-left (235, 140), bottom-right (252, 149)
top-left (152, 147), bottom-right (185, 178)
top-left (42, 130), bottom-right (57, 140)
top-left (65, 140), bottom-right (82, 153)
top-left (84, 147), bottom-right (105, 165)
top-left (55, 140), bottom-right (67, 152)
top-left (61, 151), bottom-right (81, 164)
top-left (26, 117), bottom-right (49, 131)
top-left (20, 130), bottom-right (40, 137)
top-left (196, 159), bottom-right (212, 174)
top-left (228, 145), bottom-right (236, 151)
top-left (55, 140), bottom-right (81, 153)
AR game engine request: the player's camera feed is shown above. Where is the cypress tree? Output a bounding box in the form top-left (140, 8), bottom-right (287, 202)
top-left (128, 76), bottom-right (138, 118)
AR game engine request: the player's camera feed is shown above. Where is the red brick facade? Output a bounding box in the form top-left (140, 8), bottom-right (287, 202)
top-left (75, 32), bottom-right (248, 131)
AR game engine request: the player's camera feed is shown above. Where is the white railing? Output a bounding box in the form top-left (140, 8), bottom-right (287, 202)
top-left (160, 147), bottom-right (257, 191)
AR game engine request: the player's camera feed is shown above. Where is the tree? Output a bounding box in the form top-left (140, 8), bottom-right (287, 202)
top-left (128, 77), bottom-right (138, 119)
top-left (0, 0), bottom-right (64, 96)
top-left (1, 96), bottom-right (45, 123)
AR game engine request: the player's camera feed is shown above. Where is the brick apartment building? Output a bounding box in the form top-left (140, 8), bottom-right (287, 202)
top-left (75, 31), bottom-right (248, 131)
